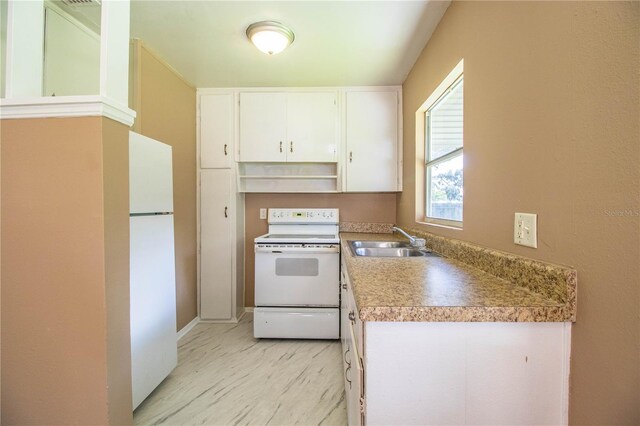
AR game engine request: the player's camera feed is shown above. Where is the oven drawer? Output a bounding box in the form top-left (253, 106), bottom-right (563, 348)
top-left (255, 248), bottom-right (339, 307)
top-left (254, 307), bottom-right (339, 339)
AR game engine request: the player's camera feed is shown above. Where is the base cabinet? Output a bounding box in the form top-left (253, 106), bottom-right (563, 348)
top-left (340, 265), bottom-right (363, 426)
top-left (340, 260), bottom-right (571, 425)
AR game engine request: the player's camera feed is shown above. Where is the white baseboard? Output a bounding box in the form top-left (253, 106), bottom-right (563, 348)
top-left (176, 316), bottom-right (199, 341)
top-left (238, 307), bottom-right (253, 320)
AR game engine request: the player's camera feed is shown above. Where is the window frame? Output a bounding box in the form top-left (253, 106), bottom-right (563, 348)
top-left (414, 59), bottom-right (464, 229)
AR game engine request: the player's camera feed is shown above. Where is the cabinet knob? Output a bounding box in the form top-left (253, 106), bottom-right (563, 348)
top-left (279, 141), bottom-right (283, 153)
top-left (349, 151), bottom-right (353, 163)
top-left (223, 144), bottom-right (228, 156)
top-left (290, 141), bottom-right (293, 153)
top-left (348, 311), bottom-right (355, 322)
top-left (224, 206), bottom-right (228, 218)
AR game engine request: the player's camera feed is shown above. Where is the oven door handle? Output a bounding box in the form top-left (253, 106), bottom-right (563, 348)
top-left (255, 246), bottom-right (340, 254)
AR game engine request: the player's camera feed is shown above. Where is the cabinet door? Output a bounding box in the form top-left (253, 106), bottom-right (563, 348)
top-left (343, 266), bottom-right (364, 426)
top-left (200, 94), bottom-right (233, 168)
top-left (345, 91), bottom-right (399, 191)
top-left (287, 92), bottom-right (337, 162)
top-left (200, 169), bottom-right (233, 320)
top-left (347, 325), bottom-right (364, 426)
top-left (344, 331), bottom-right (363, 426)
top-left (239, 92), bottom-right (287, 162)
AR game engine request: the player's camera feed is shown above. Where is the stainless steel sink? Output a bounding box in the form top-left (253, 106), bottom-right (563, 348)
top-left (348, 241), bottom-right (438, 258)
top-left (349, 240), bottom-right (411, 249)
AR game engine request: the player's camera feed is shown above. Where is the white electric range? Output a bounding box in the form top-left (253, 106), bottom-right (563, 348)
top-left (254, 208), bottom-right (340, 339)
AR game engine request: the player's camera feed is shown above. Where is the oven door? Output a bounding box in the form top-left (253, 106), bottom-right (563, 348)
top-left (254, 244), bottom-right (340, 307)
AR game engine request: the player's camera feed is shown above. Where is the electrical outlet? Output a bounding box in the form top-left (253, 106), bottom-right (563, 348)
top-left (259, 208), bottom-right (267, 220)
top-left (514, 213), bottom-right (537, 248)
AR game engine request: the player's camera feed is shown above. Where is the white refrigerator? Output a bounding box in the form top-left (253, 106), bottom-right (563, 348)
top-left (129, 131), bottom-right (177, 410)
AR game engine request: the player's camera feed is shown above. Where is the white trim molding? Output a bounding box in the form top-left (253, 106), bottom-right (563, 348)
top-left (177, 317), bottom-right (200, 341)
top-left (0, 95), bottom-right (136, 127)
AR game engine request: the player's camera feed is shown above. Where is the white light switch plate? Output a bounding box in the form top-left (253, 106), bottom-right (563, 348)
top-left (259, 208), bottom-right (267, 220)
top-left (514, 212), bottom-right (537, 248)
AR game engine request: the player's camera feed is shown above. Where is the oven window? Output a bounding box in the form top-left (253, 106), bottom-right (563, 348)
top-left (275, 258), bottom-right (319, 277)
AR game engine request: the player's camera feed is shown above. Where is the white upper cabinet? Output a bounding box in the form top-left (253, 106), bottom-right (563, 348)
top-left (200, 93), bottom-right (234, 168)
top-left (239, 91), bottom-right (337, 162)
top-left (239, 92), bottom-right (287, 162)
top-left (345, 89), bottom-right (401, 192)
top-left (198, 86), bottom-right (401, 193)
top-left (286, 92), bottom-right (337, 162)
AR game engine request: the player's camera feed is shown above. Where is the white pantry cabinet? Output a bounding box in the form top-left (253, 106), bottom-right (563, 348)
top-left (197, 90), bottom-right (244, 322)
top-left (200, 93), bottom-right (234, 168)
top-left (340, 260), bottom-right (571, 425)
top-left (344, 89), bottom-right (401, 192)
top-left (239, 91), bottom-right (338, 163)
top-left (199, 169), bottom-right (233, 320)
top-left (199, 168), bottom-right (245, 321)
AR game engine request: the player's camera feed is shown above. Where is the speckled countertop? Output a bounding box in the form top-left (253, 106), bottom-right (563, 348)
top-left (340, 229), bottom-right (577, 322)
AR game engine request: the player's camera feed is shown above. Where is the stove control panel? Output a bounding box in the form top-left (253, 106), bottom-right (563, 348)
top-left (268, 208), bottom-right (339, 224)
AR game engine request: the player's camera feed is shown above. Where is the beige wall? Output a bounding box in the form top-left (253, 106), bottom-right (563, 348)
top-left (102, 118), bottom-right (134, 424)
top-left (131, 40), bottom-right (198, 330)
top-left (244, 193), bottom-right (396, 307)
top-left (399, 1), bottom-right (639, 423)
top-left (1, 117), bottom-right (132, 424)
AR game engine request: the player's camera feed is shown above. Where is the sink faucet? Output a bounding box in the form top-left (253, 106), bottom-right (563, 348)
top-left (392, 226), bottom-right (426, 249)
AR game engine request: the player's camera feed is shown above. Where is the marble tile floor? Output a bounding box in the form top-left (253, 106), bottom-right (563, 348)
top-left (134, 313), bottom-right (347, 426)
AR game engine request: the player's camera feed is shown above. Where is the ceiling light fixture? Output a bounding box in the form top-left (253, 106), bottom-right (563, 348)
top-left (246, 21), bottom-right (295, 55)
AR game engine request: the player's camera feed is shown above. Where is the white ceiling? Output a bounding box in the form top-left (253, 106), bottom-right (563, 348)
top-left (129, 0), bottom-right (451, 88)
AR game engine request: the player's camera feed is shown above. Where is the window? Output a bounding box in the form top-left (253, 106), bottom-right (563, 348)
top-left (426, 76), bottom-right (463, 223)
top-left (416, 60), bottom-right (464, 227)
